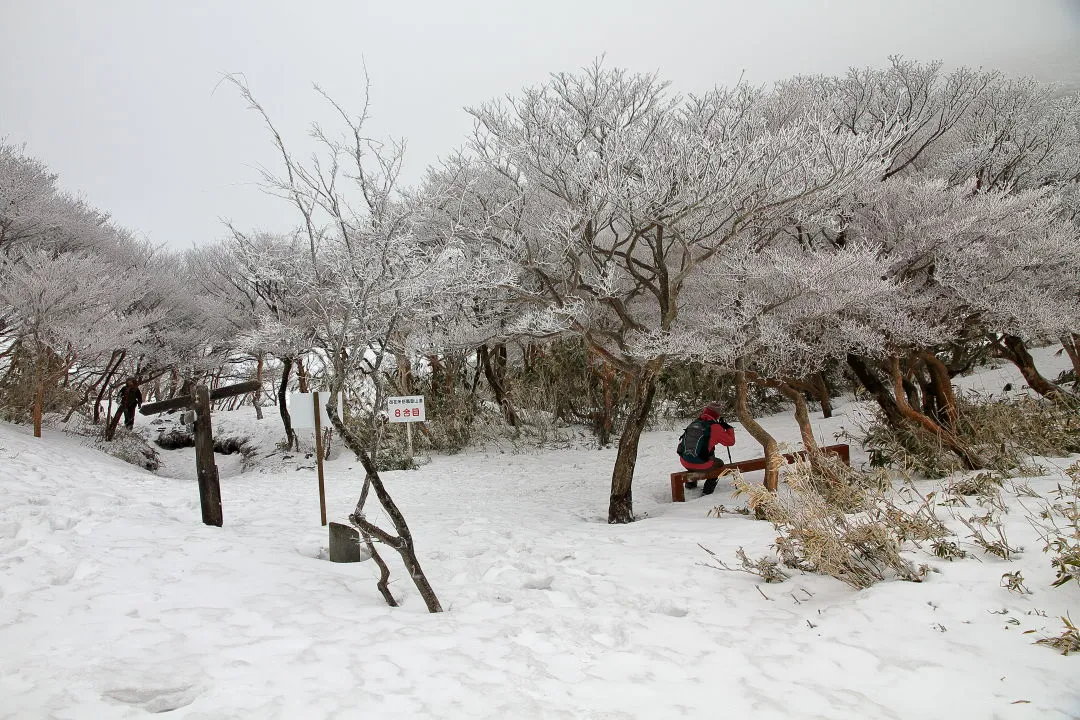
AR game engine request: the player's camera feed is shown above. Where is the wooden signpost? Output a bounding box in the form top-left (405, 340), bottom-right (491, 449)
top-left (140, 379), bottom-right (261, 527)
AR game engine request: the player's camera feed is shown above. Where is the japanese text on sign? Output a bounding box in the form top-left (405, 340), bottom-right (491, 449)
top-left (387, 395), bottom-right (426, 423)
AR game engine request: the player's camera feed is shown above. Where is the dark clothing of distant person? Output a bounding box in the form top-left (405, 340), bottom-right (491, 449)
top-left (118, 380), bottom-right (143, 429)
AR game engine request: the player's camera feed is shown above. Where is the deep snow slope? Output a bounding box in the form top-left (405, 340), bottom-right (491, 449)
top-left (1, 348), bottom-right (1077, 719)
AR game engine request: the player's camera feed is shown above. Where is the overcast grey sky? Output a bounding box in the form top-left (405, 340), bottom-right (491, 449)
top-left (2, 0), bottom-right (1078, 250)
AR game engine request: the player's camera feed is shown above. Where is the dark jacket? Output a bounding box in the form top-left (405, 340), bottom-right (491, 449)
top-left (118, 385), bottom-right (143, 409)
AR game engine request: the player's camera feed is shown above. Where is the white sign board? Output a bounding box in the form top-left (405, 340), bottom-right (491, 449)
top-left (387, 395), bottom-right (425, 423)
top-left (288, 392), bottom-right (342, 429)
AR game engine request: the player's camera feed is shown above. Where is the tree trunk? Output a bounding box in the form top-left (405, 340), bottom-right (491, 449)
top-left (325, 401), bottom-right (443, 613)
top-left (915, 368), bottom-right (940, 424)
top-left (846, 354), bottom-right (906, 428)
top-left (810, 372), bottom-right (832, 418)
top-left (607, 359), bottom-right (662, 524)
top-left (352, 474), bottom-right (397, 607)
top-left (65, 349), bottom-right (122, 423)
top-left (105, 404), bottom-right (124, 441)
top-left (253, 353), bottom-right (265, 420)
top-left (735, 368), bottom-right (783, 492)
top-left (922, 351), bottom-right (959, 429)
top-left (1062, 334), bottom-right (1080, 387)
top-left (33, 383), bottom-right (44, 438)
top-left (296, 357), bottom-right (309, 393)
top-left (278, 357), bottom-right (297, 450)
top-left (1000, 335), bottom-right (1060, 397)
top-left (394, 350), bottom-right (414, 396)
top-left (888, 356), bottom-right (984, 470)
top-left (776, 380), bottom-right (825, 476)
top-left (479, 343), bottom-right (518, 427)
top-left (93, 350), bottom-right (125, 424)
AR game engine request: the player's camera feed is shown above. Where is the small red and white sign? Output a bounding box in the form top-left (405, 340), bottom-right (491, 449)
top-left (387, 395), bottom-right (425, 423)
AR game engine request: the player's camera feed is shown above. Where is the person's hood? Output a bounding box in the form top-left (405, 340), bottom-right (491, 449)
top-left (699, 406), bottom-right (720, 421)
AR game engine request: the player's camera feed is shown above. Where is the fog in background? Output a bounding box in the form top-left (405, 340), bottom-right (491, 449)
top-left (2, 0), bottom-right (1078, 249)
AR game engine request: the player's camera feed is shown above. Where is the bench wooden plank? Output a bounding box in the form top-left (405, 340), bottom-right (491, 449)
top-left (669, 443), bottom-right (851, 502)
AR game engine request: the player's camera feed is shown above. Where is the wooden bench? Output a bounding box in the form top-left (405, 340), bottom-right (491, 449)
top-left (669, 443), bottom-right (851, 502)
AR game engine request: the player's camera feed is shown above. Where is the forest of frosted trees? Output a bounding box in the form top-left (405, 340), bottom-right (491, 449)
top-left (2, 57), bottom-right (1079, 527)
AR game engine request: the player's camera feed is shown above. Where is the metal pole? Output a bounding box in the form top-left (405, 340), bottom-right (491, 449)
top-left (406, 420), bottom-right (413, 460)
top-left (313, 391), bottom-right (327, 526)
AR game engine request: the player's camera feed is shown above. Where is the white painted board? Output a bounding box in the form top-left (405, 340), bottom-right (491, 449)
top-left (387, 395), bottom-right (425, 423)
top-left (289, 392), bottom-right (342, 429)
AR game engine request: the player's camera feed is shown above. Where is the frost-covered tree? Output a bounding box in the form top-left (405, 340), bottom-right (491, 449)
top-left (844, 176), bottom-right (1080, 464)
top-left (458, 62), bottom-right (892, 522)
top-left (658, 239), bottom-right (908, 488)
top-left (229, 75), bottom-right (483, 612)
top-left (0, 249), bottom-right (166, 436)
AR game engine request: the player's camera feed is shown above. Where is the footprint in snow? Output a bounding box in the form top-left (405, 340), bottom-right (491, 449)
top-left (103, 685), bottom-right (198, 713)
top-left (523, 574), bottom-right (555, 590)
top-left (652, 601), bottom-right (689, 618)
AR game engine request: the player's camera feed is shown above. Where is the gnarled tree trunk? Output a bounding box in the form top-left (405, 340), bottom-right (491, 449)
top-left (922, 351), bottom-right (959, 429)
top-left (278, 357), bottom-right (298, 450)
top-left (735, 368), bottom-right (783, 493)
top-left (810, 372), bottom-right (833, 419)
top-left (479, 343), bottom-right (518, 427)
top-left (998, 335), bottom-right (1060, 398)
top-left (1062, 334), bottom-right (1080, 387)
top-left (847, 354), bottom-right (907, 428)
top-left (774, 379), bottom-right (827, 478)
top-left (607, 359), bottom-right (662, 524)
top-left (326, 400), bottom-right (442, 613)
top-left (888, 355), bottom-right (984, 471)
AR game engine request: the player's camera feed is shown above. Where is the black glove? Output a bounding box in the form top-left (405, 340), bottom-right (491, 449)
top-left (718, 419), bottom-right (733, 430)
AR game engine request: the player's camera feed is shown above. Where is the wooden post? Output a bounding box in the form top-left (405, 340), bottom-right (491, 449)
top-left (405, 420), bottom-right (413, 460)
top-left (193, 384), bottom-right (224, 527)
top-left (313, 391), bottom-right (327, 527)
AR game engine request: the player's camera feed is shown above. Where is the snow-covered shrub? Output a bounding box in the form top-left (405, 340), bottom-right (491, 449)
top-left (733, 458), bottom-right (935, 589)
top-left (60, 413), bottom-right (160, 471)
top-left (851, 392), bottom-right (1080, 478)
top-left (945, 471), bottom-right (1005, 500)
top-left (412, 373), bottom-right (483, 455)
top-left (846, 409), bottom-right (965, 479)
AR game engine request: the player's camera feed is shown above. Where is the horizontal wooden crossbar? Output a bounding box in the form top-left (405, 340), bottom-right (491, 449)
top-left (140, 380), bottom-right (263, 416)
top-left (669, 443), bottom-right (851, 502)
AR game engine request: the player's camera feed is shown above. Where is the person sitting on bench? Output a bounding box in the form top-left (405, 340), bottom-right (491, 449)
top-left (676, 403), bottom-right (736, 495)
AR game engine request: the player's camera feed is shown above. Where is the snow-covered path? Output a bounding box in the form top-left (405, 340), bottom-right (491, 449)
top-left (2, 351), bottom-right (1078, 718)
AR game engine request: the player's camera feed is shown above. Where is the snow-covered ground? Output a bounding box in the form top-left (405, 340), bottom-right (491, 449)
top-left (1, 349), bottom-right (1078, 719)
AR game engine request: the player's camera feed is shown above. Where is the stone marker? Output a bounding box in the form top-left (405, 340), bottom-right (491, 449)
top-left (328, 521), bottom-right (370, 563)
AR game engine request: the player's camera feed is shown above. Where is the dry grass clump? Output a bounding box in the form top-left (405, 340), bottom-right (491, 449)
top-left (955, 391), bottom-right (1080, 465)
top-left (1030, 616), bottom-right (1080, 656)
top-left (946, 471), bottom-right (1004, 498)
top-left (731, 458), bottom-right (934, 589)
top-left (699, 544), bottom-right (789, 584)
top-left (1031, 460), bottom-right (1080, 591)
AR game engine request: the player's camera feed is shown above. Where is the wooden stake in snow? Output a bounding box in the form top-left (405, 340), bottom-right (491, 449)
top-left (140, 379), bottom-right (260, 527)
top-left (312, 391), bottom-right (327, 527)
top-left (290, 391), bottom-right (340, 526)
